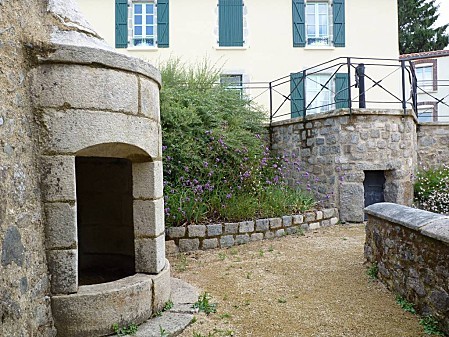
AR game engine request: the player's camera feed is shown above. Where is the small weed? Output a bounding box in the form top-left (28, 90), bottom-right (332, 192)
top-left (193, 293), bottom-right (217, 315)
top-left (395, 296), bottom-right (416, 314)
top-left (230, 248), bottom-right (238, 256)
top-left (213, 328), bottom-right (235, 336)
top-left (277, 298), bottom-right (287, 304)
top-left (163, 299), bottom-right (174, 311)
top-left (176, 254), bottom-right (188, 272)
top-left (341, 237), bottom-right (348, 241)
top-left (160, 325), bottom-right (169, 337)
top-left (258, 249), bottom-right (264, 257)
top-left (218, 252), bottom-right (227, 261)
top-left (246, 272), bottom-right (251, 279)
top-left (297, 228), bottom-right (305, 236)
top-left (419, 315), bottom-right (444, 335)
top-left (219, 312), bottom-right (232, 319)
top-left (112, 323), bottom-right (138, 336)
top-left (268, 245), bottom-right (274, 252)
top-left (366, 263), bottom-right (379, 280)
top-left (191, 316), bottom-right (197, 324)
top-left (223, 294), bottom-right (228, 301)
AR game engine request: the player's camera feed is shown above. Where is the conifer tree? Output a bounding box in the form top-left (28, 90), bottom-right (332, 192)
top-left (398, 0), bottom-right (449, 54)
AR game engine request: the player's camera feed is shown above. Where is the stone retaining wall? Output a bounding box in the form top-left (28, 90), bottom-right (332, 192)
top-left (364, 203), bottom-right (449, 334)
top-left (165, 208), bottom-right (339, 253)
top-left (417, 123), bottom-right (449, 168)
top-left (271, 109), bottom-right (417, 223)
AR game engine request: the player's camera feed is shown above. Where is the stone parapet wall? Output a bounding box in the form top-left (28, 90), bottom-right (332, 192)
top-left (364, 203), bottom-right (449, 334)
top-left (271, 109), bottom-right (417, 222)
top-left (165, 208), bottom-right (339, 253)
top-left (417, 123), bottom-right (449, 168)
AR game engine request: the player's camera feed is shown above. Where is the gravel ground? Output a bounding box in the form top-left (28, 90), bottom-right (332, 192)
top-left (168, 224), bottom-right (425, 337)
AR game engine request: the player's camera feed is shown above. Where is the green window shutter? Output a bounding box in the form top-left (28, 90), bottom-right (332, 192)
top-left (115, 0), bottom-right (128, 48)
top-left (219, 0), bottom-right (244, 47)
top-left (157, 0), bottom-right (169, 48)
top-left (292, 0), bottom-right (305, 47)
top-left (291, 72), bottom-right (305, 118)
top-left (335, 73), bottom-right (349, 109)
top-left (333, 0), bottom-right (345, 47)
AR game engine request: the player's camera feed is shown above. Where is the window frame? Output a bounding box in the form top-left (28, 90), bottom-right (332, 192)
top-left (306, 1), bottom-right (331, 47)
top-left (129, 1), bottom-right (158, 49)
top-left (305, 73), bottom-right (335, 113)
top-left (220, 74), bottom-right (244, 97)
top-left (413, 59), bottom-right (438, 92)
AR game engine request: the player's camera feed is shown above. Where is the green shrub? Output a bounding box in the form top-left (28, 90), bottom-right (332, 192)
top-left (160, 59), bottom-right (316, 227)
top-left (414, 164), bottom-right (449, 215)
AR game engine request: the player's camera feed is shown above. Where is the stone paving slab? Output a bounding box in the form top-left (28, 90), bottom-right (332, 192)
top-left (110, 278), bottom-right (198, 337)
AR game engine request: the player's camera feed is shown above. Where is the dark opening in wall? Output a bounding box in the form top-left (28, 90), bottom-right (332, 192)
top-left (76, 157), bottom-right (135, 285)
top-left (364, 171), bottom-right (386, 219)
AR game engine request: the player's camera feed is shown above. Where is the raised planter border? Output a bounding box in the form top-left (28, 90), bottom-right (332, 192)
top-left (165, 208), bottom-right (339, 253)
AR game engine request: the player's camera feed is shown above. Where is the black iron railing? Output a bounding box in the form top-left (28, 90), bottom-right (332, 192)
top-left (268, 57), bottom-right (418, 124)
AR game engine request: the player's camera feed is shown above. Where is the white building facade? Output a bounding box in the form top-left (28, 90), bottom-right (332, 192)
top-left (77, 0), bottom-right (400, 118)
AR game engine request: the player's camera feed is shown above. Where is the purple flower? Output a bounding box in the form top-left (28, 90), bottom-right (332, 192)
top-left (203, 161), bottom-right (209, 168)
top-left (226, 193), bottom-right (232, 199)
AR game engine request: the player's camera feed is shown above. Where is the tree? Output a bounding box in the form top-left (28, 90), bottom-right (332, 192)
top-left (398, 0), bottom-right (449, 54)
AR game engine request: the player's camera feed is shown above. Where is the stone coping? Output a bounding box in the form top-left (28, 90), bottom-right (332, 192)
top-left (166, 208), bottom-right (340, 253)
top-left (271, 108), bottom-right (414, 127)
top-left (365, 202), bottom-right (449, 245)
top-left (35, 43), bottom-right (161, 86)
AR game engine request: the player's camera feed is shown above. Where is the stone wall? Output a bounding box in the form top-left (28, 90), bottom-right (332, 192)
top-left (417, 123), bottom-right (449, 168)
top-left (1, 1), bottom-right (168, 336)
top-left (0, 1), bottom-right (56, 336)
top-left (271, 109), bottom-right (417, 222)
top-left (166, 208), bottom-right (339, 253)
top-left (364, 203), bottom-right (449, 334)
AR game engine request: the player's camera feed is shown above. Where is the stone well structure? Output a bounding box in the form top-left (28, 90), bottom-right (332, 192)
top-left (1, 1), bottom-right (171, 336)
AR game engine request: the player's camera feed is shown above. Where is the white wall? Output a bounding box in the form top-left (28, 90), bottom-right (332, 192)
top-left (77, 0), bottom-right (400, 118)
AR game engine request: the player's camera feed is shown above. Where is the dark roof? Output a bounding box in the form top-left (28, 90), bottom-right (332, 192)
top-left (400, 49), bottom-right (449, 60)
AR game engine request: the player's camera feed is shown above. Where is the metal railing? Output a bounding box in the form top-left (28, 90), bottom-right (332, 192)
top-left (268, 57), bottom-right (417, 124)
top-left (414, 79), bottom-right (449, 122)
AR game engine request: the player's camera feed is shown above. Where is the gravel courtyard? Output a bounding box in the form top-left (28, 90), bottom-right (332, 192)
top-left (168, 224), bottom-right (425, 337)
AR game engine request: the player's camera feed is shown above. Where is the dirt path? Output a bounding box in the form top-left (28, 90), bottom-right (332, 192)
top-left (168, 224), bottom-right (426, 337)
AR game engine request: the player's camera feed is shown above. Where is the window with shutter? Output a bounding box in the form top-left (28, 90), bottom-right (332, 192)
top-left (115, 0), bottom-right (170, 49)
top-left (293, 0), bottom-right (345, 48)
top-left (218, 0), bottom-right (244, 47)
top-left (291, 72), bottom-right (305, 118)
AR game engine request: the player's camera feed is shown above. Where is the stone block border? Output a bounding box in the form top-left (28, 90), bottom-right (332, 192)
top-left (165, 208), bottom-right (339, 253)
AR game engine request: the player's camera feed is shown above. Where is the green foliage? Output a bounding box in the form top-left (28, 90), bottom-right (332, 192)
top-left (398, 0), bottom-right (449, 54)
top-left (414, 164), bottom-right (449, 215)
top-left (192, 292), bottom-right (217, 315)
top-left (112, 323), bottom-right (138, 336)
top-left (163, 300), bottom-right (174, 311)
top-left (160, 59), bottom-right (317, 227)
top-left (366, 263), bottom-right (379, 280)
top-left (159, 325), bottom-right (169, 337)
top-left (395, 295), bottom-right (416, 315)
top-left (419, 315), bottom-right (444, 335)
